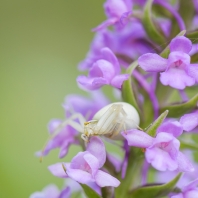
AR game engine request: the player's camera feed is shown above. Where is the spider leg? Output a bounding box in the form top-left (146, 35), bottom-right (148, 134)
top-left (109, 119), bottom-right (126, 138)
top-left (51, 113), bottom-right (85, 139)
top-left (101, 105), bottom-right (127, 137)
top-left (120, 107), bottom-right (142, 131)
top-left (107, 106), bottom-right (127, 137)
top-left (40, 113), bottom-right (86, 162)
top-left (123, 122), bottom-right (127, 134)
top-left (96, 104), bottom-right (123, 135)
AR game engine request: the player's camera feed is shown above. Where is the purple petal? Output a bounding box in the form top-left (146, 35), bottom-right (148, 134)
top-left (48, 119), bottom-right (62, 135)
top-left (90, 59), bottom-right (115, 81)
top-left (120, 11), bottom-right (132, 26)
top-left (157, 121), bottom-right (183, 137)
top-left (86, 182), bottom-right (101, 195)
top-left (84, 153), bottom-right (99, 177)
top-left (77, 76), bottom-right (108, 90)
top-left (176, 151), bottom-right (194, 172)
top-left (104, 0), bottom-right (129, 19)
top-left (48, 163), bottom-right (68, 178)
top-left (30, 192), bottom-right (45, 198)
top-left (107, 153), bottom-right (122, 172)
top-left (95, 170), bottom-right (120, 187)
top-left (188, 64), bottom-right (198, 83)
top-left (152, 132), bottom-right (180, 150)
top-left (183, 178), bottom-right (198, 192)
top-left (92, 18), bottom-right (118, 32)
top-left (121, 129), bottom-right (154, 148)
top-left (146, 132), bottom-right (180, 171)
top-left (110, 74), bottom-right (129, 88)
top-left (63, 94), bottom-right (93, 117)
top-left (145, 147), bottom-right (178, 171)
top-left (167, 51), bottom-right (190, 69)
top-left (157, 18), bottom-right (172, 37)
top-left (63, 91), bottom-right (109, 120)
top-left (30, 184), bottom-right (60, 198)
top-left (180, 111), bottom-right (198, 132)
top-left (185, 190), bottom-right (198, 197)
top-left (160, 68), bottom-right (195, 90)
top-left (170, 36), bottom-right (192, 54)
top-left (87, 137), bottom-right (106, 168)
top-left (59, 139), bottom-right (77, 158)
top-left (138, 53), bottom-right (168, 72)
top-left (59, 187), bottom-right (71, 198)
top-left (41, 185), bottom-right (60, 198)
top-left (171, 194), bottom-right (183, 198)
top-left (101, 47), bottom-right (120, 74)
top-left (70, 152), bottom-right (90, 171)
top-left (66, 164), bottom-right (94, 184)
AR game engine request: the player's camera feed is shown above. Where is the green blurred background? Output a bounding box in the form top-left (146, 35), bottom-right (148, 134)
top-left (0, 1), bottom-right (105, 197)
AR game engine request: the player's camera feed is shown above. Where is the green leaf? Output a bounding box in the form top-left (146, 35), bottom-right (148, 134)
top-left (160, 30), bottom-right (186, 58)
top-left (191, 53), bottom-right (198, 63)
top-left (142, 0), bottom-right (165, 44)
top-left (179, 0), bottom-right (194, 29)
top-left (130, 173), bottom-right (182, 198)
top-left (80, 184), bottom-right (102, 198)
top-left (186, 30), bottom-right (198, 44)
top-left (101, 187), bottom-right (113, 198)
top-left (137, 81), bottom-right (154, 128)
top-left (160, 93), bottom-right (198, 117)
top-left (180, 140), bottom-right (198, 151)
top-left (122, 60), bottom-right (140, 113)
top-left (146, 110), bottom-right (169, 137)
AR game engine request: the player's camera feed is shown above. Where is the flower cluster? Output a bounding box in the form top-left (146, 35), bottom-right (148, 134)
top-left (138, 36), bottom-right (198, 89)
top-left (31, 0), bottom-right (198, 197)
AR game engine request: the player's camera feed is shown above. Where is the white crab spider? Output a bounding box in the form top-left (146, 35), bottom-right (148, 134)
top-left (42, 102), bottom-right (140, 157)
top-left (81, 102), bottom-right (140, 142)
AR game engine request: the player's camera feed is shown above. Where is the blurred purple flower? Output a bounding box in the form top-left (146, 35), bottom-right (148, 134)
top-left (77, 48), bottom-right (129, 90)
top-left (122, 127), bottom-right (194, 172)
top-left (156, 151), bottom-right (198, 188)
top-left (157, 120), bottom-right (183, 137)
top-left (107, 153), bottom-right (122, 172)
top-left (171, 179), bottom-right (198, 198)
top-left (93, 0), bottom-right (132, 31)
top-left (29, 184), bottom-right (70, 198)
top-left (48, 137), bottom-right (120, 188)
top-left (63, 91), bottom-right (109, 120)
top-left (37, 92), bottom-right (109, 158)
top-left (138, 36), bottom-right (198, 89)
top-left (36, 119), bottom-right (78, 159)
top-left (180, 110), bottom-right (198, 132)
top-left (79, 22), bottom-right (151, 71)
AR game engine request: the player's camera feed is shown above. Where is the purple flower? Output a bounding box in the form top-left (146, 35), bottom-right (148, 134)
top-left (156, 151), bottom-right (198, 188)
top-left (29, 184), bottom-right (70, 198)
top-left (77, 48), bottom-right (129, 90)
top-left (138, 36), bottom-right (198, 89)
top-left (48, 137), bottom-right (120, 188)
top-left (93, 0), bottom-right (132, 31)
top-left (171, 179), bottom-right (198, 198)
top-left (78, 30), bottom-right (108, 71)
top-left (157, 120), bottom-right (183, 137)
top-left (180, 110), bottom-right (198, 132)
top-left (37, 119), bottom-right (78, 158)
top-left (79, 22), bottom-right (151, 71)
top-left (63, 91), bottom-right (109, 120)
top-left (122, 128), bottom-right (194, 172)
top-left (37, 92), bottom-right (109, 159)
